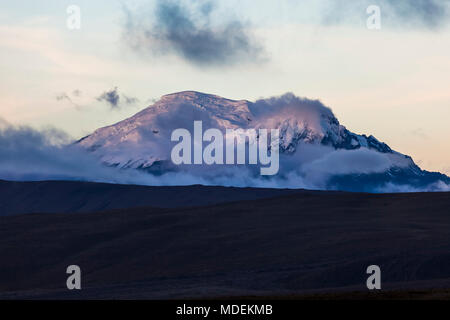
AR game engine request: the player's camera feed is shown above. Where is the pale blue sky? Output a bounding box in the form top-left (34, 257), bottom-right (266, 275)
top-left (1, 0), bottom-right (450, 174)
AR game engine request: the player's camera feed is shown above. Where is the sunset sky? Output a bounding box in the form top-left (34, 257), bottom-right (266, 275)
top-left (1, 0), bottom-right (449, 174)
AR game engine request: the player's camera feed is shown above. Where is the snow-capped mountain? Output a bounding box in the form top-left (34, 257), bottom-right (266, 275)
top-left (78, 91), bottom-right (449, 192)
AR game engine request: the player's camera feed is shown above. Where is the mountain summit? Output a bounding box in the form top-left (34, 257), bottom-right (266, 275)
top-left (78, 91), bottom-right (449, 192)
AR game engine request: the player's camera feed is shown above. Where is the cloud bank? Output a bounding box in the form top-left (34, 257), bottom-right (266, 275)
top-left (1, 115), bottom-right (448, 193)
top-left (0, 122), bottom-right (156, 184)
top-left (123, 0), bottom-right (265, 66)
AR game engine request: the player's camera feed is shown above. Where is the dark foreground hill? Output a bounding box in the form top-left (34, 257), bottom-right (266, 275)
top-left (0, 187), bottom-right (450, 299)
top-left (0, 180), bottom-right (302, 216)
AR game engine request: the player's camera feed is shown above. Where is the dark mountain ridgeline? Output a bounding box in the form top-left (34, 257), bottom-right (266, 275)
top-left (0, 179), bottom-right (302, 216)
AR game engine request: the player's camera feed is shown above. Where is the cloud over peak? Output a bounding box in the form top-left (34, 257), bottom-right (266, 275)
top-left (123, 0), bottom-right (265, 67)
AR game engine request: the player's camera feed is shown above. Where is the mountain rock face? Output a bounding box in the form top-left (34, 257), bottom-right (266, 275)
top-left (78, 91), bottom-right (450, 192)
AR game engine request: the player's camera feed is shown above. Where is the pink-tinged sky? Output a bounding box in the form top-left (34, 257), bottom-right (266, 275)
top-left (0, 0), bottom-right (449, 175)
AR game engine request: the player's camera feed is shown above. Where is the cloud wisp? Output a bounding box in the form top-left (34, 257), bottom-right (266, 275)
top-left (56, 92), bottom-right (81, 109)
top-left (323, 0), bottom-right (450, 30)
top-left (385, 0), bottom-right (449, 29)
top-left (123, 0), bottom-right (265, 67)
top-left (96, 87), bottom-right (139, 110)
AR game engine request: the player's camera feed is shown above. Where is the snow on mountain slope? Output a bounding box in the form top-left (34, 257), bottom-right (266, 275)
top-left (79, 91), bottom-right (404, 166)
top-left (77, 91), bottom-right (449, 191)
top-left (79, 92), bottom-right (252, 169)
